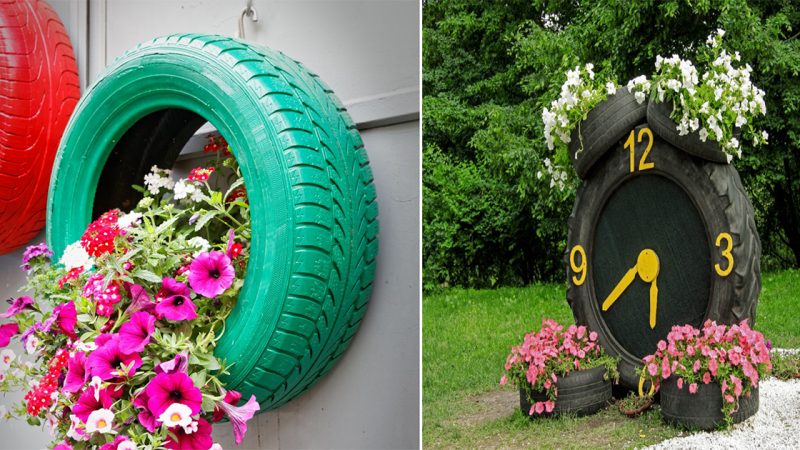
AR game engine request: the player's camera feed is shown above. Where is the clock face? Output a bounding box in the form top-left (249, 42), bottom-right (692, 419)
top-left (591, 174), bottom-right (710, 358)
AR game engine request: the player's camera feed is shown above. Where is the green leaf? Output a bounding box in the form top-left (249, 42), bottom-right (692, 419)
top-left (194, 210), bottom-right (220, 232)
top-left (132, 269), bottom-right (163, 284)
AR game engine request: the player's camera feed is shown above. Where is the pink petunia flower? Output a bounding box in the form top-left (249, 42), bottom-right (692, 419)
top-left (53, 443), bottom-right (73, 450)
top-left (118, 312), bottom-right (156, 354)
top-left (99, 435), bottom-right (135, 450)
top-left (689, 383), bottom-right (698, 394)
top-left (0, 296), bottom-right (34, 318)
top-left (72, 386), bottom-right (115, 422)
top-left (165, 417), bottom-right (213, 450)
top-left (155, 278), bottom-right (197, 321)
top-left (124, 284), bottom-right (156, 315)
top-left (213, 389), bottom-right (242, 422)
top-left (0, 323), bottom-right (19, 348)
top-left (64, 352), bottom-right (89, 393)
top-left (216, 393), bottom-right (260, 444)
top-left (87, 336), bottom-right (143, 380)
top-left (156, 351), bottom-right (189, 375)
top-left (145, 371), bottom-right (203, 418)
top-left (132, 390), bottom-right (157, 432)
top-left (188, 251), bottom-right (235, 298)
top-left (54, 301), bottom-right (77, 339)
top-left (703, 372), bottom-right (712, 384)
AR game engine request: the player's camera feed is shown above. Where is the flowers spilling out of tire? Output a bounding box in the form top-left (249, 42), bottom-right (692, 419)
top-left (540, 28), bottom-right (769, 187)
top-left (0, 143), bottom-right (257, 449)
top-left (501, 319), bottom-right (618, 417)
top-left (640, 320), bottom-right (772, 430)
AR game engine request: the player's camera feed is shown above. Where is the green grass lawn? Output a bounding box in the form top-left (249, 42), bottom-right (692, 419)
top-left (422, 269), bottom-right (800, 449)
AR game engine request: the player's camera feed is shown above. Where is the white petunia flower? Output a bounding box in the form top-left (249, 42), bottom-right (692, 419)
top-left (173, 180), bottom-right (195, 200)
top-left (0, 349), bottom-right (15, 370)
top-left (158, 403), bottom-right (193, 428)
top-left (25, 336), bottom-right (40, 355)
top-left (606, 82), bottom-right (616, 96)
top-left (85, 408), bottom-right (114, 434)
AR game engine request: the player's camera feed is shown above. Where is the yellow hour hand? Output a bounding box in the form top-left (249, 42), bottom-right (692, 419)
top-left (602, 266), bottom-right (637, 311)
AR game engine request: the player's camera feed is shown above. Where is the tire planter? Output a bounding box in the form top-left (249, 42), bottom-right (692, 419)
top-left (0, 0), bottom-right (79, 254)
top-left (660, 376), bottom-right (759, 430)
top-left (646, 100), bottom-right (729, 163)
top-left (519, 366), bottom-right (611, 417)
top-left (568, 128), bottom-right (761, 389)
top-left (568, 88), bottom-right (647, 179)
top-left (46, 34), bottom-right (379, 410)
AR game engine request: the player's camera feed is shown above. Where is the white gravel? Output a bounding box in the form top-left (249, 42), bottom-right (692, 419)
top-left (646, 377), bottom-right (800, 450)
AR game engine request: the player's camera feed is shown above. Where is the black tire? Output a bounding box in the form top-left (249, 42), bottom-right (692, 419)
top-left (567, 126), bottom-right (761, 389)
top-left (519, 366), bottom-right (611, 417)
top-left (647, 100), bottom-right (729, 163)
top-left (569, 88), bottom-right (647, 179)
top-left (660, 377), bottom-right (758, 430)
top-left (46, 34), bottom-right (379, 410)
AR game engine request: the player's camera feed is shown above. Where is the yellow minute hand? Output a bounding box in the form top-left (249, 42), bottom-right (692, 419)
top-left (601, 266), bottom-right (637, 311)
top-left (649, 276), bottom-right (658, 329)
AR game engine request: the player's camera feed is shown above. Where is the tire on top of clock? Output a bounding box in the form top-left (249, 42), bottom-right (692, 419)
top-left (568, 88), bottom-right (647, 179)
top-left (566, 124), bottom-right (761, 389)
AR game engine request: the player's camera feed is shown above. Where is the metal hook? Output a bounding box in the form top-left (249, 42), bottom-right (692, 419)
top-left (238, 0), bottom-right (259, 39)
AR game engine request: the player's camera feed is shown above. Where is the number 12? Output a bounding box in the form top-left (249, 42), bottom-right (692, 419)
top-left (624, 127), bottom-right (655, 173)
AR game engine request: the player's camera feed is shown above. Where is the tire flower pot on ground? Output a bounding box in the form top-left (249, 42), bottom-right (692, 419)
top-left (642, 320), bottom-right (771, 430)
top-left (518, 365), bottom-right (611, 417)
top-left (0, 0), bottom-right (80, 254)
top-left (45, 34), bottom-right (379, 412)
top-left (660, 375), bottom-right (759, 430)
top-left (501, 319), bottom-right (618, 417)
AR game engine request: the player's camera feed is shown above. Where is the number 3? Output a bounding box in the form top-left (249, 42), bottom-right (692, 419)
top-left (570, 245), bottom-right (587, 286)
top-left (715, 232), bottom-right (733, 277)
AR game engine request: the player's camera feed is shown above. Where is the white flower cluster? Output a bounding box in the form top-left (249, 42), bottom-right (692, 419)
top-left (143, 166), bottom-right (175, 195)
top-left (652, 29), bottom-right (768, 162)
top-left (60, 241), bottom-right (94, 271)
top-left (173, 179), bottom-right (204, 202)
top-left (143, 166), bottom-right (206, 203)
top-left (536, 157), bottom-right (569, 190)
top-left (626, 75), bottom-right (652, 104)
top-left (542, 63), bottom-right (609, 152)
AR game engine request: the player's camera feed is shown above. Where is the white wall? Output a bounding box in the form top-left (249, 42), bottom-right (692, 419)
top-left (0, 1), bottom-right (420, 448)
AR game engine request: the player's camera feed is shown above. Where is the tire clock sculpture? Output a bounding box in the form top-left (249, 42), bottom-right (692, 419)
top-left (566, 90), bottom-right (760, 389)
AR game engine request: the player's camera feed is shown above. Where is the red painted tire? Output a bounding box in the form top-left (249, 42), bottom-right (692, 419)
top-left (0, 0), bottom-right (79, 254)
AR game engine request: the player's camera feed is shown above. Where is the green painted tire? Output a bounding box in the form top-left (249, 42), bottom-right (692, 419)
top-left (46, 34), bottom-right (379, 410)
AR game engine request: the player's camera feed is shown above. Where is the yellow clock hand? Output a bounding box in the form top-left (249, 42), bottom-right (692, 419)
top-left (649, 277), bottom-right (658, 329)
top-left (601, 266), bottom-right (637, 311)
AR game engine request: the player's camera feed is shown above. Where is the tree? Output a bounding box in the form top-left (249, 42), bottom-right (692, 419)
top-left (423, 0), bottom-right (800, 289)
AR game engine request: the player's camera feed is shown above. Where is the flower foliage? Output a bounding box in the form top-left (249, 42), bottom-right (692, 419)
top-left (501, 319), bottom-right (618, 416)
top-left (0, 137), bottom-right (260, 449)
top-left (641, 320), bottom-right (772, 427)
top-left (650, 29), bottom-right (768, 161)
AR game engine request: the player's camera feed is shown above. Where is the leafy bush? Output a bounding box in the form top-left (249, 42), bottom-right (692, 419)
top-left (423, 0), bottom-right (800, 289)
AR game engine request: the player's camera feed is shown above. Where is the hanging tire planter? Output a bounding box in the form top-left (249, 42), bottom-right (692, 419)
top-left (0, 0), bottom-right (79, 254)
top-left (46, 34), bottom-right (379, 410)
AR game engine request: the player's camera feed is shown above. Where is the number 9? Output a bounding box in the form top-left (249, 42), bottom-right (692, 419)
top-left (570, 245), bottom-right (587, 286)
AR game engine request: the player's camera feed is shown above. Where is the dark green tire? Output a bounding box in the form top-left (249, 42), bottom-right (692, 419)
top-left (46, 34), bottom-right (379, 410)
